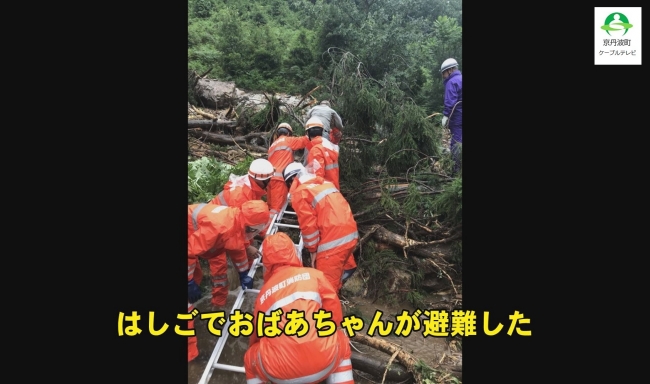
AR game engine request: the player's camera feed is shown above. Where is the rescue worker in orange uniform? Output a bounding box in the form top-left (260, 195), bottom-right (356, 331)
top-left (266, 122), bottom-right (310, 219)
top-left (244, 232), bottom-right (354, 384)
top-left (283, 162), bottom-right (358, 294)
top-left (203, 159), bottom-right (275, 309)
top-left (187, 200), bottom-right (270, 362)
top-left (304, 117), bottom-right (341, 190)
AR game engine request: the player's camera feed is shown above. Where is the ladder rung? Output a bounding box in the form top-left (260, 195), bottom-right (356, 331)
top-left (212, 363), bottom-right (245, 373)
top-left (275, 223), bottom-right (299, 229)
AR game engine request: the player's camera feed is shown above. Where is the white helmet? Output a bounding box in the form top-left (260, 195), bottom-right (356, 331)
top-left (248, 159), bottom-right (274, 181)
top-left (440, 58), bottom-right (458, 73)
top-left (305, 116), bottom-right (324, 130)
top-left (277, 122), bottom-right (293, 135)
top-left (283, 162), bottom-right (306, 183)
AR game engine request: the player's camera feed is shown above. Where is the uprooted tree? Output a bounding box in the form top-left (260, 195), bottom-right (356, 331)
top-left (188, 49), bottom-right (462, 384)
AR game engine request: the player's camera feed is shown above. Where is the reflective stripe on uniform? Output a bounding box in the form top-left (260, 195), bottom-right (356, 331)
top-left (303, 231), bottom-right (319, 246)
top-left (257, 345), bottom-right (338, 384)
top-left (235, 260), bottom-right (249, 272)
top-left (326, 359), bottom-right (353, 384)
top-left (312, 188), bottom-right (339, 208)
top-left (268, 145), bottom-right (291, 157)
top-left (317, 231), bottom-right (359, 253)
top-left (188, 263), bottom-right (196, 278)
top-left (324, 163), bottom-right (338, 170)
top-left (326, 370), bottom-right (354, 384)
top-left (322, 140), bottom-right (339, 152)
top-left (217, 191), bottom-right (227, 206)
top-left (264, 291), bottom-right (322, 316)
top-left (246, 378), bottom-right (264, 384)
top-left (273, 172), bottom-right (283, 178)
top-left (192, 203), bottom-right (207, 231)
top-left (211, 274), bottom-right (228, 288)
top-left (188, 302), bottom-right (194, 310)
top-left (304, 238), bottom-right (319, 247)
top-left (338, 359), bottom-right (351, 367)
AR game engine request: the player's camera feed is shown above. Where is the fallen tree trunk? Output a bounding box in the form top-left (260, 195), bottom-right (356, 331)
top-left (351, 332), bottom-right (461, 384)
top-left (188, 119), bottom-right (238, 131)
top-left (351, 351), bottom-right (412, 382)
top-left (188, 130), bottom-right (269, 153)
top-left (370, 226), bottom-right (453, 260)
top-left (351, 332), bottom-right (424, 383)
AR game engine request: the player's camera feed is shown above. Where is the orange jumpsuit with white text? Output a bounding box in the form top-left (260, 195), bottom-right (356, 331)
top-left (267, 135), bottom-right (310, 216)
top-left (306, 136), bottom-right (340, 190)
top-left (244, 233), bottom-right (354, 384)
top-left (205, 175), bottom-right (269, 307)
top-left (187, 201), bottom-right (270, 361)
top-left (289, 174), bottom-right (358, 292)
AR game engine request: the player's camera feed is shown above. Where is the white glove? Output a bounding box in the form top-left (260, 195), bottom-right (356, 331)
top-left (441, 115), bottom-right (448, 128)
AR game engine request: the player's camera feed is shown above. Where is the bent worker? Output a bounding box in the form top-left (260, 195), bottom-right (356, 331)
top-left (187, 200), bottom-right (270, 362)
top-left (306, 100), bottom-right (344, 144)
top-left (205, 158), bottom-right (275, 309)
top-left (266, 122), bottom-right (310, 218)
top-left (244, 232), bottom-right (354, 384)
top-left (304, 116), bottom-right (341, 190)
top-left (283, 162), bottom-right (358, 294)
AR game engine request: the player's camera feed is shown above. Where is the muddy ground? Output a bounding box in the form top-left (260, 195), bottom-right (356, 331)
top-left (188, 259), bottom-right (461, 384)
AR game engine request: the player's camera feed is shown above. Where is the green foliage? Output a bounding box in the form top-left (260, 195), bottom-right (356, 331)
top-left (378, 179), bottom-right (401, 216)
top-left (343, 306), bottom-right (370, 325)
top-left (188, 0), bottom-right (462, 97)
top-left (382, 102), bottom-right (439, 175)
top-left (431, 176), bottom-right (462, 225)
top-left (187, 156), bottom-right (254, 204)
top-left (403, 183), bottom-right (423, 218)
top-left (406, 289), bottom-right (425, 308)
top-left (187, 0), bottom-right (463, 266)
top-left (231, 155), bottom-right (255, 175)
top-left (187, 156), bottom-right (232, 204)
top-left (415, 359), bottom-right (461, 384)
top-left (192, 0), bottom-right (215, 19)
top-left (360, 243), bottom-right (401, 279)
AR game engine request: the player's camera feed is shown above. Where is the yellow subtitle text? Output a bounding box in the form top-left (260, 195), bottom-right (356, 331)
top-left (117, 309), bottom-right (531, 337)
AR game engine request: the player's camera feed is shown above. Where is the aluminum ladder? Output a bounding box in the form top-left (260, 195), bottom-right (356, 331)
top-left (197, 194), bottom-right (303, 384)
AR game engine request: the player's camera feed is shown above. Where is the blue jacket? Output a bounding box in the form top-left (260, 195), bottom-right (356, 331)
top-left (443, 71), bottom-right (462, 129)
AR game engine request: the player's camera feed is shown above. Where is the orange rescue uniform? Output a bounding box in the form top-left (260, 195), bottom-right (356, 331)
top-left (244, 234), bottom-right (354, 384)
top-left (290, 174), bottom-right (358, 292)
top-left (187, 202), bottom-right (268, 361)
top-left (266, 135), bottom-right (310, 216)
top-left (205, 175), bottom-right (270, 307)
top-left (306, 136), bottom-right (340, 190)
